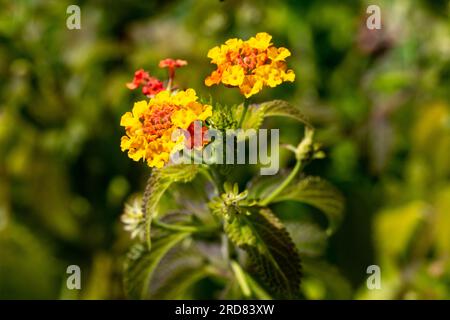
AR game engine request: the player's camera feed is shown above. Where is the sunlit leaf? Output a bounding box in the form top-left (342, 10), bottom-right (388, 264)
top-left (261, 100), bottom-right (311, 125)
top-left (239, 100), bottom-right (311, 130)
top-left (375, 201), bottom-right (426, 259)
top-left (434, 186), bottom-right (450, 255)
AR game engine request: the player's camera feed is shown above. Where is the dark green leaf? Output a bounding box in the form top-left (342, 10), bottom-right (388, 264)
top-left (123, 232), bottom-right (189, 299)
top-left (148, 245), bottom-right (210, 299)
top-left (224, 207), bottom-right (302, 298)
top-left (152, 267), bottom-right (211, 299)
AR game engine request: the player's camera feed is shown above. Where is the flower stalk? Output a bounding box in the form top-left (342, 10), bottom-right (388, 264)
top-left (259, 159), bottom-right (302, 206)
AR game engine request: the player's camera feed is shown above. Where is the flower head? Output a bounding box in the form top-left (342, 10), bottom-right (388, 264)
top-left (205, 32), bottom-right (295, 98)
top-left (126, 69), bottom-right (164, 97)
top-left (120, 89), bottom-right (212, 168)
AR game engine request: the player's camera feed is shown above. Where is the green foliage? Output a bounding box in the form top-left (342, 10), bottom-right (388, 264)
top-left (301, 258), bottom-right (352, 300)
top-left (143, 165), bottom-right (199, 218)
top-left (0, 223), bottom-right (61, 299)
top-left (434, 187), bottom-right (450, 255)
top-left (147, 247), bottom-right (210, 299)
top-left (224, 207), bottom-right (302, 298)
top-left (286, 221), bottom-right (328, 258)
top-left (238, 100), bottom-right (311, 130)
top-left (142, 164), bottom-right (198, 247)
top-left (260, 100), bottom-right (311, 127)
top-left (123, 232), bottom-right (190, 299)
top-left (357, 102), bottom-right (450, 299)
top-left (209, 99), bottom-right (310, 133)
top-left (247, 174), bottom-right (284, 202)
top-left (270, 177), bottom-right (345, 235)
top-left (208, 103), bottom-right (240, 131)
top-left (374, 201), bottom-right (425, 260)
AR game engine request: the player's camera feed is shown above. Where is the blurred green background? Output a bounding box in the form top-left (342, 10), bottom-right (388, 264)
top-left (1, 0), bottom-right (449, 299)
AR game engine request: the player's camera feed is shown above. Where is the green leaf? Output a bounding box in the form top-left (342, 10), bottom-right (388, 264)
top-left (435, 186), bottom-right (450, 255)
top-left (236, 103), bottom-right (264, 130)
top-left (209, 102), bottom-right (239, 130)
top-left (245, 273), bottom-right (273, 300)
top-left (0, 222), bottom-right (60, 299)
top-left (142, 164), bottom-right (199, 247)
top-left (270, 177), bottom-right (344, 235)
top-left (148, 245), bottom-right (211, 299)
top-left (285, 221), bottom-right (328, 257)
top-left (374, 201), bottom-right (426, 259)
top-left (261, 100), bottom-right (311, 125)
top-left (123, 232), bottom-right (189, 299)
top-left (153, 267), bottom-right (210, 299)
top-left (224, 207), bottom-right (302, 298)
top-left (144, 164), bottom-right (199, 218)
top-left (239, 100), bottom-right (311, 130)
top-left (302, 258), bottom-right (352, 299)
top-left (246, 173), bottom-right (286, 202)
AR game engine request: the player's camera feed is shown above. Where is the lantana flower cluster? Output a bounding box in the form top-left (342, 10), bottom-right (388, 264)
top-left (120, 89), bottom-right (212, 168)
top-left (205, 32), bottom-right (295, 97)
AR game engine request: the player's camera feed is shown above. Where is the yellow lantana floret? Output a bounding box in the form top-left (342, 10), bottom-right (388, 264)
top-left (205, 32), bottom-right (295, 98)
top-left (120, 89), bottom-right (212, 168)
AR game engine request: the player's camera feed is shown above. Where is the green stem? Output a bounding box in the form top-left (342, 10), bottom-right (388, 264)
top-left (237, 99), bottom-right (249, 128)
top-left (231, 261), bottom-right (251, 298)
top-left (246, 274), bottom-right (272, 300)
top-left (259, 159), bottom-right (302, 206)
